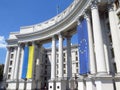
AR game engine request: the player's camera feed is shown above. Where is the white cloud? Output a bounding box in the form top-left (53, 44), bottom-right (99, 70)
top-left (0, 36), bottom-right (6, 48)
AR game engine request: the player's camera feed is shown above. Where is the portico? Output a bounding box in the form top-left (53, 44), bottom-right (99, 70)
top-left (3, 0), bottom-right (120, 90)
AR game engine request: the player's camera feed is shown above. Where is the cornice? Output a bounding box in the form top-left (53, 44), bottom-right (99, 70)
top-left (15, 0), bottom-right (92, 43)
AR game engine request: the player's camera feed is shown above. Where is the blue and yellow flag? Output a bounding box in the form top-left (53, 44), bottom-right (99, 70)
top-left (21, 46), bottom-right (29, 79)
top-left (26, 46), bottom-right (34, 79)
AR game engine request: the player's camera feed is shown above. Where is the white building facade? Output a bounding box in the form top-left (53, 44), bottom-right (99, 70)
top-left (3, 0), bottom-right (120, 90)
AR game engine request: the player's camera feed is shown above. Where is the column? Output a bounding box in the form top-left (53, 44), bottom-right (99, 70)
top-left (51, 36), bottom-right (56, 80)
top-left (32, 42), bottom-right (36, 80)
top-left (91, 1), bottom-right (107, 74)
top-left (108, 4), bottom-right (120, 74)
top-left (14, 44), bottom-right (21, 80)
top-left (31, 42), bottom-right (37, 90)
top-left (35, 44), bottom-right (42, 89)
top-left (3, 47), bottom-right (10, 79)
top-left (84, 12), bottom-right (96, 74)
top-left (11, 47), bottom-right (17, 80)
top-left (19, 46), bottom-right (24, 79)
top-left (66, 35), bottom-right (72, 78)
top-left (35, 44), bottom-right (41, 80)
top-left (58, 33), bottom-right (63, 79)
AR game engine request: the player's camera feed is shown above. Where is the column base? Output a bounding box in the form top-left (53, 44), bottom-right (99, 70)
top-left (77, 75), bottom-right (114, 90)
top-left (69, 78), bottom-right (77, 90)
top-left (48, 79), bottom-right (56, 90)
top-left (95, 72), bottom-right (108, 77)
top-left (18, 80), bottom-right (25, 90)
top-left (77, 77), bottom-right (85, 90)
top-left (114, 75), bottom-right (120, 90)
top-left (35, 80), bottom-right (41, 90)
top-left (94, 75), bottom-right (114, 90)
top-left (56, 79), bottom-right (67, 90)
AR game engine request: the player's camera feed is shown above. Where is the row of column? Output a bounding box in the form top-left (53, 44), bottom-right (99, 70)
top-left (46, 1), bottom-right (120, 78)
top-left (81, 1), bottom-right (120, 75)
top-left (4, 0), bottom-right (120, 83)
top-left (51, 33), bottom-right (72, 80)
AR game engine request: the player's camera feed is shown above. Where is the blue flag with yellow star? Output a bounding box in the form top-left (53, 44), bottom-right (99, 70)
top-left (77, 19), bottom-right (89, 75)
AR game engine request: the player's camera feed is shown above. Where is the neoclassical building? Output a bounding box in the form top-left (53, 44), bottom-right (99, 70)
top-left (3, 0), bottom-right (120, 90)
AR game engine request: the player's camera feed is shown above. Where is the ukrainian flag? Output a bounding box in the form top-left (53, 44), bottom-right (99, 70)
top-left (21, 45), bottom-right (34, 79)
top-left (26, 45), bottom-right (34, 79)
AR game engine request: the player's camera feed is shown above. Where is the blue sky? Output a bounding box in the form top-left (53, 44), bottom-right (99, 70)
top-left (0, 0), bottom-right (78, 64)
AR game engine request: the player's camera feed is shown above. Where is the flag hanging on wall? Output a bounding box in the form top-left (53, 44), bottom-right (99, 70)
top-left (77, 19), bottom-right (90, 75)
top-left (21, 46), bottom-right (29, 79)
top-left (26, 46), bottom-right (34, 79)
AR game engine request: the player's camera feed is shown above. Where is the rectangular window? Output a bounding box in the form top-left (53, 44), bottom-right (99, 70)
top-left (76, 69), bottom-right (78, 73)
top-left (63, 53), bottom-right (65, 56)
top-left (10, 47), bottom-right (14, 52)
top-left (8, 74), bottom-right (11, 79)
top-left (111, 48), bottom-right (115, 58)
top-left (76, 63), bottom-right (78, 67)
top-left (10, 54), bottom-right (14, 59)
top-left (9, 67), bottom-right (12, 73)
top-left (64, 70), bottom-right (66, 74)
top-left (57, 64), bottom-right (58, 68)
top-left (10, 61), bottom-right (13, 65)
top-left (45, 65), bottom-right (47, 69)
top-left (45, 71), bottom-right (47, 74)
top-left (76, 51), bottom-right (78, 55)
top-left (64, 58), bottom-right (66, 62)
top-left (76, 57), bottom-right (78, 61)
top-left (57, 70), bottom-right (59, 74)
top-left (44, 77), bottom-right (47, 80)
top-left (108, 34), bottom-right (112, 43)
top-left (64, 64), bottom-right (66, 68)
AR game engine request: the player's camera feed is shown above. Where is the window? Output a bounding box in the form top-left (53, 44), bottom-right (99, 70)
top-left (113, 62), bottom-right (117, 73)
top-left (57, 59), bottom-right (59, 63)
top-left (64, 58), bottom-right (66, 62)
top-left (45, 71), bottom-right (47, 74)
top-left (45, 65), bottom-right (47, 69)
top-left (76, 57), bottom-right (78, 61)
top-left (57, 70), bottom-right (59, 74)
top-left (46, 54), bottom-right (48, 58)
top-left (10, 54), bottom-right (14, 59)
top-left (44, 77), bottom-right (47, 80)
top-left (57, 64), bottom-right (58, 68)
top-left (76, 63), bottom-right (78, 67)
top-left (111, 48), bottom-right (114, 58)
top-left (10, 61), bottom-right (13, 65)
top-left (76, 51), bottom-right (78, 55)
top-left (64, 70), bottom-right (66, 74)
top-left (10, 47), bottom-right (14, 52)
top-left (108, 34), bottom-right (112, 43)
top-left (45, 60), bottom-right (47, 64)
top-left (9, 68), bottom-right (12, 73)
top-left (64, 64), bottom-right (66, 68)
top-left (76, 69), bottom-right (78, 73)
top-left (63, 53), bottom-right (65, 56)
top-left (8, 75), bottom-right (11, 79)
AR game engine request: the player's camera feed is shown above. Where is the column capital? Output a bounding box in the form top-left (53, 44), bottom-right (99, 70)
top-left (58, 32), bottom-right (63, 36)
top-left (108, 4), bottom-right (114, 12)
top-left (6, 47), bottom-right (10, 50)
top-left (90, 0), bottom-right (98, 10)
top-left (77, 16), bottom-right (84, 25)
top-left (83, 10), bottom-right (91, 19)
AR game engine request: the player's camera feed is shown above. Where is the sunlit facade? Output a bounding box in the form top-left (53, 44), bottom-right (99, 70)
top-left (4, 0), bottom-right (120, 90)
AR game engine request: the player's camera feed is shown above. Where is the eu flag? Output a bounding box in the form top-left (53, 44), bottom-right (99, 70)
top-left (77, 19), bottom-right (89, 75)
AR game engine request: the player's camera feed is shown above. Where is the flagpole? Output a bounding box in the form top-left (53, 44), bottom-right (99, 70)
top-left (57, 0), bottom-right (60, 15)
top-left (57, 5), bottom-right (59, 15)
